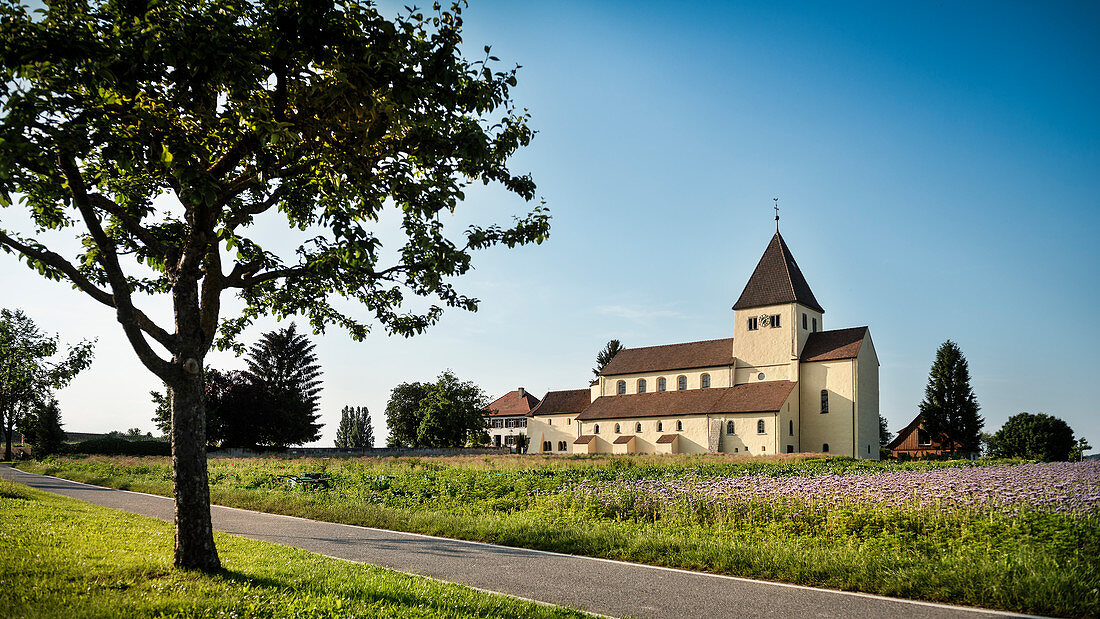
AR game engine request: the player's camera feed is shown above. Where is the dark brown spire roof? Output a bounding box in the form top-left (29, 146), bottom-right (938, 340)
top-left (732, 232), bottom-right (824, 313)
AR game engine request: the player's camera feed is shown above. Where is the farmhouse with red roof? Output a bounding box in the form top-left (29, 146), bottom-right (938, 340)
top-left (483, 387), bottom-right (540, 449)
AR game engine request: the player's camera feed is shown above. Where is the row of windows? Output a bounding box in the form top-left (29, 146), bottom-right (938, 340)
top-left (593, 420), bottom-right (685, 434)
top-left (617, 373), bottom-right (711, 395)
top-left (543, 440), bottom-right (570, 452)
top-left (723, 419), bottom-right (796, 436)
top-left (747, 312), bottom-right (822, 332)
top-left (489, 418), bottom-right (528, 429)
top-left (802, 312), bottom-right (818, 332)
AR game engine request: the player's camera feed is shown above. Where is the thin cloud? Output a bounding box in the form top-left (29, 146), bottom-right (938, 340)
top-left (596, 305), bottom-right (684, 325)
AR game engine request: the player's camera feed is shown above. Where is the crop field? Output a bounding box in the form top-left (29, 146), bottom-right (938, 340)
top-left (18, 454), bottom-right (1100, 617)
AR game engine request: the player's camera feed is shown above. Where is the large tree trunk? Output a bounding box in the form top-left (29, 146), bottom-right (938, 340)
top-left (169, 277), bottom-right (221, 572)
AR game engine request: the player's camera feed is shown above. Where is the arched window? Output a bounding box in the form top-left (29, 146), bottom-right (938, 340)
top-left (614, 423), bottom-right (621, 434)
top-left (635, 422), bottom-right (642, 433)
top-left (820, 389), bottom-right (829, 413)
top-left (594, 424), bottom-right (600, 434)
top-left (676, 420), bottom-right (683, 431)
top-left (757, 420), bottom-right (766, 434)
top-left (617, 380), bottom-right (626, 395)
top-left (657, 377), bottom-right (667, 392)
top-left (677, 375), bottom-right (687, 390)
top-left (822, 443), bottom-right (830, 453)
top-left (558, 441), bottom-right (567, 451)
top-left (657, 421), bottom-right (663, 432)
top-left (789, 420), bottom-right (794, 436)
top-left (726, 420), bottom-right (735, 435)
top-left (701, 373), bottom-right (711, 388)
top-left (637, 378), bottom-right (647, 393)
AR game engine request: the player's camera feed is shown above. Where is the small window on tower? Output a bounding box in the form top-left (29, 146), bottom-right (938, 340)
top-left (747, 317), bottom-right (758, 331)
top-left (770, 314), bottom-right (781, 328)
top-left (789, 420), bottom-right (793, 436)
top-left (802, 313), bottom-right (807, 329)
top-left (812, 317), bottom-right (818, 332)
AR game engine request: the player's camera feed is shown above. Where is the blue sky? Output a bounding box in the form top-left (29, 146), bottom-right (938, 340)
top-left (2, 0), bottom-right (1098, 448)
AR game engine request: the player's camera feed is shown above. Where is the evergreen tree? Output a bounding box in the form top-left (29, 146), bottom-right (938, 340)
top-left (244, 324), bottom-right (323, 447)
top-left (336, 405), bottom-right (374, 449)
top-left (20, 396), bottom-right (66, 458)
top-left (592, 339), bottom-right (625, 376)
top-left (878, 414), bottom-right (892, 453)
top-left (918, 340), bottom-right (983, 455)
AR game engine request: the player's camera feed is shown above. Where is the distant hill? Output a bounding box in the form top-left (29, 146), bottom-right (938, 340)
top-left (64, 431), bottom-right (165, 443)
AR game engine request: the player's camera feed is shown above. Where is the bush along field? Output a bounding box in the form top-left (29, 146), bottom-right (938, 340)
top-left (18, 454), bottom-right (1100, 617)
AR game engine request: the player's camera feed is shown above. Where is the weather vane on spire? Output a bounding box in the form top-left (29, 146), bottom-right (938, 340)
top-left (773, 197), bottom-right (780, 232)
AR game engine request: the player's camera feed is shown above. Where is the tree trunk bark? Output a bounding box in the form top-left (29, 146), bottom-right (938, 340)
top-left (169, 277), bottom-right (221, 572)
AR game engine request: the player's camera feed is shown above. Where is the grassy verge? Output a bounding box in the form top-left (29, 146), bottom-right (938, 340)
top-left (16, 455), bottom-right (1100, 617)
top-left (0, 478), bottom-right (589, 618)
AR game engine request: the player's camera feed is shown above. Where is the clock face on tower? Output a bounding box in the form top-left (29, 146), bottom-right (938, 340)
top-left (759, 314), bottom-right (770, 328)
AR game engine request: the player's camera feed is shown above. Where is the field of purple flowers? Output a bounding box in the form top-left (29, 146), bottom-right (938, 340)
top-left (554, 461), bottom-right (1100, 523)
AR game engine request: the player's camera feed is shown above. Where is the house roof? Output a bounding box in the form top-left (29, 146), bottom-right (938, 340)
top-left (885, 413), bottom-right (954, 450)
top-left (576, 381), bottom-right (797, 421)
top-left (732, 232), bottom-right (824, 313)
top-left (574, 434), bottom-right (596, 445)
top-left (801, 327), bottom-right (869, 362)
top-left (613, 435), bottom-right (634, 444)
top-left (485, 388), bottom-right (541, 417)
top-left (529, 389), bottom-right (591, 417)
top-left (598, 338), bottom-right (733, 376)
top-left (656, 434), bottom-right (678, 444)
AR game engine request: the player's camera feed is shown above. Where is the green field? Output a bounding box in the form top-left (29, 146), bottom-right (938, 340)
top-left (17, 454), bottom-right (1100, 617)
top-left (0, 477), bottom-right (590, 618)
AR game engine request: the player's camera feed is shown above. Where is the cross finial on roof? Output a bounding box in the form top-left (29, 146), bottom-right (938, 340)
top-left (773, 197), bottom-right (780, 232)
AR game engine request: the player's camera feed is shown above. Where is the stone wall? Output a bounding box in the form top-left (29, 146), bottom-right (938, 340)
top-left (208, 446), bottom-right (512, 458)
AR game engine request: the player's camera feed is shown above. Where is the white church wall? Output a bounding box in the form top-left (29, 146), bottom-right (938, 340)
top-left (733, 303), bottom-right (797, 368)
top-left (600, 366), bottom-right (732, 396)
top-left (799, 358), bottom-right (856, 456)
top-left (528, 414), bottom-right (579, 454)
top-left (856, 335), bottom-right (881, 460)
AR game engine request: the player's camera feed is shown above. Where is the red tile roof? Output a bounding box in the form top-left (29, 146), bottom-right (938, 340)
top-left (576, 381), bottom-right (796, 421)
top-left (656, 434), bottom-right (678, 444)
top-left (733, 232), bottom-right (824, 313)
top-left (574, 434), bottom-right (596, 444)
top-left (613, 436), bottom-right (634, 444)
top-left (598, 338), bottom-right (733, 376)
top-left (800, 327), bottom-right (868, 362)
top-left (529, 389), bottom-right (591, 417)
top-left (485, 388), bottom-right (541, 417)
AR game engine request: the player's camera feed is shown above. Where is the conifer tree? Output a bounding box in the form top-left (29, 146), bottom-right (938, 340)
top-left (20, 396), bottom-right (66, 458)
top-left (593, 340), bottom-right (625, 376)
top-left (918, 340), bottom-right (983, 455)
top-left (244, 324), bottom-right (323, 447)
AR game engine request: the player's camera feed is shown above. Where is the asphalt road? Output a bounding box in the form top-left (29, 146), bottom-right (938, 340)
top-left (1, 464), bottom-right (1032, 619)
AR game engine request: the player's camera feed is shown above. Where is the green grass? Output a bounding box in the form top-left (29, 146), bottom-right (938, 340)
top-left (0, 478), bottom-right (590, 618)
top-left (16, 454), bottom-right (1100, 617)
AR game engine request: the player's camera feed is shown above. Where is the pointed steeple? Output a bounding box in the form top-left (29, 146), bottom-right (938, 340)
top-left (732, 232), bottom-right (824, 313)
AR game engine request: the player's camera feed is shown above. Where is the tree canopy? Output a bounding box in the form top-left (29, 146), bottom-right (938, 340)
top-left (0, 0), bottom-right (545, 571)
top-left (917, 340), bottom-right (983, 455)
top-left (592, 339), bottom-right (624, 376)
top-left (385, 371), bottom-right (488, 448)
top-left (0, 308), bottom-right (94, 460)
top-left (335, 405), bottom-right (373, 449)
top-left (988, 412), bottom-right (1079, 462)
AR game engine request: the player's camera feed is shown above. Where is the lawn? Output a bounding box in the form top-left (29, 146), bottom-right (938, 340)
top-left (17, 454), bottom-right (1100, 617)
top-left (0, 477), bottom-right (591, 618)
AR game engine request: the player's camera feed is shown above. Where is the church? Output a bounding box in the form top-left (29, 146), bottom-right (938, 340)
top-left (526, 229), bottom-right (880, 459)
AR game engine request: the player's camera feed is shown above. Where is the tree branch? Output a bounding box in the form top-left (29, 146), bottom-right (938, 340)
top-left (87, 194), bottom-right (167, 255)
top-left (58, 155), bottom-right (176, 379)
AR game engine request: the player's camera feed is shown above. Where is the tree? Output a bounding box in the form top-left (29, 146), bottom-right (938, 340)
top-left (878, 414), bottom-right (892, 455)
top-left (19, 396), bottom-right (66, 458)
top-left (385, 371), bottom-right (488, 448)
top-left (244, 324), bottom-right (323, 447)
top-left (385, 381), bottom-right (432, 448)
top-left (988, 412), bottom-right (1078, 461)
top-left (0, 2), bottom-right (546, 570)
top-left (593, 340), bottom-right (625, 376)
top-left (1070, 437), bottom-right (1092, 462)
top-left (0, 309), bottom-right (94, 460)
top-left (335, 405), bottom-right (374, 449)
top-left (917, 340), bottom-right (983, 455)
